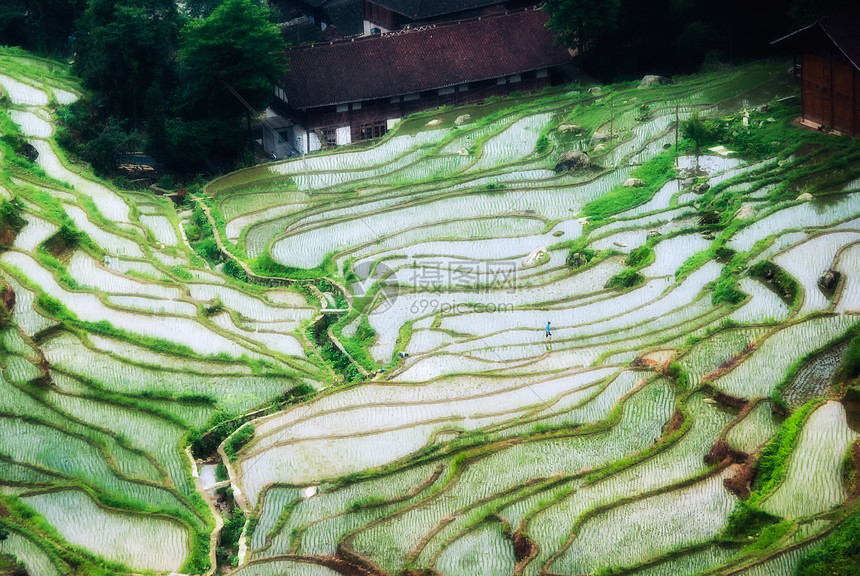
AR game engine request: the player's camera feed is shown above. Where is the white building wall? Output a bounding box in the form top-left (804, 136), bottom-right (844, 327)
top-left (336, 126), bottom-right (351, 146)
top-left (386, 118), bottom-right (400, 131)
top-left (293, 125), bottom-right (308, 154)
top-left (308, 131), bottom-right (322, 153)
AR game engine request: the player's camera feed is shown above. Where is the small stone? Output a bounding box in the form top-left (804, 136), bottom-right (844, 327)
top-left (593, 143), bottom-right (607, 152)
top-left (426, 119), bottom-right (442, 126)
top-left (613, 240), bottom-right (627, 248)
top-left (691, 182), bottom-right (710, 195)
top-left (646, 230), bottom-right (661, 239)
top-left (796, 192), bottom-right (813, 201)
top-left (587, 86), bottom-right (602, 96)
top-left (558, 124), bottom-right (580, 132)
top-left (457, 148), bottom-right (469, 156)
top-left (623, 177), bottom-right (645, 188)
top-left (454, 114), bottom-right (471, 126)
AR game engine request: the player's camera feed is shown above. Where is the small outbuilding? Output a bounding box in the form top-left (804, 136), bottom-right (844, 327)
top-left (773, 9), bottom-right (860, 136)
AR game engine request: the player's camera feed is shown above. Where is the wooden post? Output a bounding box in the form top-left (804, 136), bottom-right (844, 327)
top-left (675, 103), bottom-right (679, 154)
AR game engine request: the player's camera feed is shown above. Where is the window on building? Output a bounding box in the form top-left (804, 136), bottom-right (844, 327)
top-left (509, 74), bottom-right (522, 83)
top-left (352, 102), bottom-right (362, 110)
top-left (336, 103), bottom-right (349, 113)
top-left (359, 120), bottom-right (387, 141)
top-left (438, 86), bottom-right (455, 96)
top-left (458, 84), bottom-right (469, 92)
top-left (322, 128), bottom-right (337, 147)
top-left (536, 68), bottom-right (549, 79)
top-left (496, 77), bottom-right (507, 85)
top-left (403, 93), bottom-right (419, 102)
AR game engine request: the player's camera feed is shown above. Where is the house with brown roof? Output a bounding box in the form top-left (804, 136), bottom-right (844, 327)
top-left (266, 7), bottom-right (573, 155)
top-left (773, 9), bottom-right (860, 136)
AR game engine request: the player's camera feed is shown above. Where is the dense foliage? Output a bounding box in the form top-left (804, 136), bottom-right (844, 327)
top-left (11, 0), bottom-right (287, 176)
top-left (544, 0), bottom-right (857, 80)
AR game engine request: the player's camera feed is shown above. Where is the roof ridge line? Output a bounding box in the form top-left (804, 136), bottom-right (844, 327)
top-left (290, 5), bottom-right (541, 52)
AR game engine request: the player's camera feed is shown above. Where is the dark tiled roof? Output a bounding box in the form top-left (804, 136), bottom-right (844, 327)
top-left (772, 9), bottom-right (860, 70)
top-left (369, 0), bottom-right (505, 19)
top-left (283, 8), bottom-right (572, 109)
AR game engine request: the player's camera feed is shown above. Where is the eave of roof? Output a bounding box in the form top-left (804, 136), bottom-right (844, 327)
top-left (772, 12), bottom-right (860, 71)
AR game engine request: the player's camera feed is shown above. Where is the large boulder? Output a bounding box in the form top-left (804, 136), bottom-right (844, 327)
top-left (638, 75), bottom-right (673, 88)
top-left (590, 131), bottom-right (610, 146)
top-left (818, 270), bottom-right (841, 292)
top-left (623, 178), bottom-right (645, 188)
top-left (734, 204), bottom-right (756, 221)
top-left (556, 150), bottom-right (591, 171)
top-left (690, 182), bottom-right (710, 195)
top-left (523, 246), bottom-right (548, 268)
top-left (454, 114), bottom-right (471, 126)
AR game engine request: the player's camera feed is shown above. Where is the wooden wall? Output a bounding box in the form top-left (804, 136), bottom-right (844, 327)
top-left (802, 50), bottom-right (859, 135)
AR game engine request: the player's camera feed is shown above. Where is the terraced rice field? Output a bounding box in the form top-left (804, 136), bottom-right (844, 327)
top-left (0, 50), bottom-right (859, 576)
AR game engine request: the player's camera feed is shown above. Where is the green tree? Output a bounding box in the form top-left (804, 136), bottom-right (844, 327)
top-left (179, 0), bottom-right (287, 120)
top-left (74, 0), bottom-right (180, 126)
top-left (83, 116), bottom-right (139, 174)
top-left (0, 525), bottom-right (8, 540)
top-left (0, 0), bottom-right (86, 53)
top-left (543, 0), bottom-right (622, 55)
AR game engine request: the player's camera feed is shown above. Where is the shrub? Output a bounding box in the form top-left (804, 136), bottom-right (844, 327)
top-left (712, 271), bottom-right (746, 305)
top-left (605, 269), bottom-right (644, 289)
top-left (224, 424), bottom-right (254, 461)
top-left (797, 511), bottom-right (860, 576)
top-left (666, 361), bottom-right (689, 394)
top-left (843, 334), bottom-right (860, 380)
top-left (682, 111), bottom-right (719, 150)
top-left (626, 246), bottom-right (653, 268)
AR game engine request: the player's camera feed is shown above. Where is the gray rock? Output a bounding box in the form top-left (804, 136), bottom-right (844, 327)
top-left (556, 150), bottom-right (591, 171)
top-left (590, 131), bottom-right (610, 146)
top-left (558, 124), bottom-right (580, 132)
top-left (691, 182), bottom-right (710, 195)
top-left (796, 192), bottom-right (813, 201)
top-left (646, 230), bottom-right (661, 239)
top-left (568, 252), bottom-right (588, 268)
top-left (734, 203), bottom-right (756, 221)
top-left (454, 114), bottom-right (471, 126)
top-left (587, 86), bottom-right (602, 96)
top-left (818, 270), bottom-right (841, 292)
top-left (623, 178), bottom-right (645, 188)
top-left (638, 75), bottom-right (673, 88)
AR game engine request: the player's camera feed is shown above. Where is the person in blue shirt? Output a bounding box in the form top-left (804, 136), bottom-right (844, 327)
top-left (545, 321), bottom-right (552, 342)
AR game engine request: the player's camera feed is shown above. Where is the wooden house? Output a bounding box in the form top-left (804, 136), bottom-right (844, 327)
top-left (269, 7), bottom-right (573, 153)
top-left (774, 10), bottom-right (860, 136)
